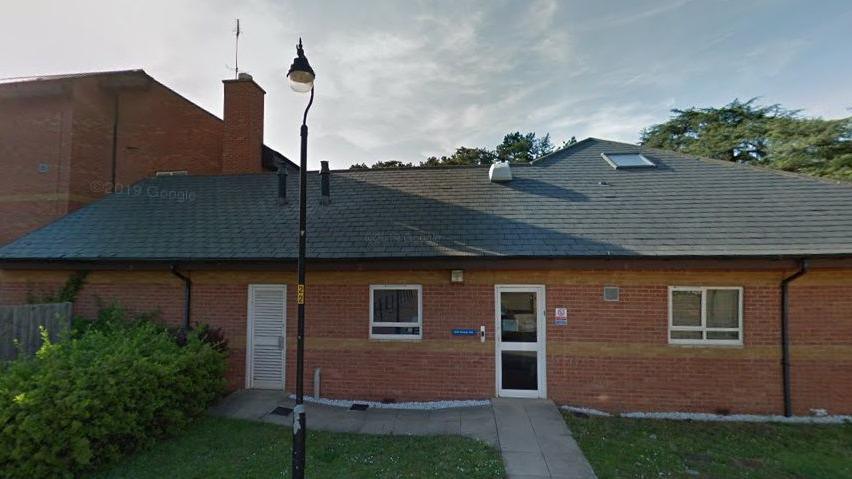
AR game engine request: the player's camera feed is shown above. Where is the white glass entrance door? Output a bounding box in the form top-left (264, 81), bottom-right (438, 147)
top-left (495, 285), bottom-right (546, 398)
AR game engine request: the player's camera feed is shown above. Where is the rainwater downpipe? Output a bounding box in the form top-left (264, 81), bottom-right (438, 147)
top-left (780, 259), bottom-right (807, 417)
top-left (170, 266), bottom-right (192, 332)
top-left (110, 92), bottom-right (120, 186)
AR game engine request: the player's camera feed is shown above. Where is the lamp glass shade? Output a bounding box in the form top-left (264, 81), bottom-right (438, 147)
top-left (288, 70), bottom-right (315, 92)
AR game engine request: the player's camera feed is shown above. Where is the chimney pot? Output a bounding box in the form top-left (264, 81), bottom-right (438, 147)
top-left (320, 161), bottom-right (330, 205)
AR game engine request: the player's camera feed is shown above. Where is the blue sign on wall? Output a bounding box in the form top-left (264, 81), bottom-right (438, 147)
top-left (451, 328), bottom-right (477, 336)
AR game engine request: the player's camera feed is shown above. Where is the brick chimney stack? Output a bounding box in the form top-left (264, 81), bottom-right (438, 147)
top-left (222, 73), bottom-right (265, 174)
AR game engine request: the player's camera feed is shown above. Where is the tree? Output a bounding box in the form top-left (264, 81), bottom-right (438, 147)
top-left (560, 136), bottom-right (578, 149)
top-left (496, 131), bottom-right (554, 163)
top-left (372, 160), bottom-right (414, 169)
top-left (767, 116), bottom-right (852, 179)
top-left (640, 98), bottom-right (794, 163)
top-left (641, 99), bottom-right (851, 181)
top-left (422, 147), bottom-right (497, 167)
top-left (349, 160), bottom-right (414, 170)
top-left (348, 131), bottom-right (564, 169)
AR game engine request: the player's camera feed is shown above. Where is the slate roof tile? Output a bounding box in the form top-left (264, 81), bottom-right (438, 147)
top-left (2, 138), bottom-right (852, 261)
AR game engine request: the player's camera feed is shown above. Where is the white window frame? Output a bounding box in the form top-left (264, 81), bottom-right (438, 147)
top-left (668, 286), bottom-right (743, 346)
top-left (369, 284), bottom-right (423, 340)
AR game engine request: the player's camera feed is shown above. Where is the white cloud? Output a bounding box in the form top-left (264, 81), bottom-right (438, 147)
top-left (548, 101), bottom-right (667, 143)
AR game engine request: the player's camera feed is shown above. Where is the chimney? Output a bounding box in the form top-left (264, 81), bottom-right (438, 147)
top-left (320, 161), bottom-right (330, 205)
top-left (222, 73), bottom-right (265, 174)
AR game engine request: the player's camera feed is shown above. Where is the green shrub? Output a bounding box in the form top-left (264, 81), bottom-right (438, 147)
top-left (0, 321), bottom-right (227, 478)
top-left (70, 300), bottom-right (161, 338)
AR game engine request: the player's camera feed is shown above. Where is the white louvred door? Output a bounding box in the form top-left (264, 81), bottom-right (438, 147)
top-left (248, 285), bottom-right (286, 389)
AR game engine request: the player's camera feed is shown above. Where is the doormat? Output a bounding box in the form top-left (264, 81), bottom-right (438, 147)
top-left (350, 403), bottom-right (369, 411)
top-left (270, 406), bottom-right (293, 416)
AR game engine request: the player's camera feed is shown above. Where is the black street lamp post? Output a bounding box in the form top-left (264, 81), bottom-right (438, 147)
top-left (286, 38), bottom-right (315, 479)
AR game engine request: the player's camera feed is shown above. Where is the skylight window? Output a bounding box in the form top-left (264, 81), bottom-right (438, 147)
top-left (601, 153), bottom-right (655, 169)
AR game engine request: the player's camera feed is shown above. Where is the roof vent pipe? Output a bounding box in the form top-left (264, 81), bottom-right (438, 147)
top-left (320, 161), bottom-right (330, 205)
top-left (277, 162), bottom-right (288, 205)
top-left (489, 161), bottom-right (512, 182)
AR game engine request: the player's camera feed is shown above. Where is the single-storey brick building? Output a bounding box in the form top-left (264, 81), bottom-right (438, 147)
top-left (1, 138), bottom-right (850, 415)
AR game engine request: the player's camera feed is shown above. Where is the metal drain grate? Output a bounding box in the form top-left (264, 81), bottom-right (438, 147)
top-left (349, 403), bottom-right (369, 411)
top-left (270, 406), bottom-right (293, 416)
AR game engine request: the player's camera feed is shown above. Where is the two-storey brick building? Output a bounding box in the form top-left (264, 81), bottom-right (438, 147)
top-left (0, 70), bottom-right (293, 245)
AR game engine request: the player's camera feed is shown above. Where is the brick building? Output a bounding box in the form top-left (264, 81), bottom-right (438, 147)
top-left (0, 70), bottom-right (293, 245)
top-left (1, 137), bottom-right (850, 416)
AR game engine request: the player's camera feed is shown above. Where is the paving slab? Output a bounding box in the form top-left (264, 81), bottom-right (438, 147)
top-left (392, 409), bottom-right (437, 436)
top-left (358, 409), bottom-right (396, 435)
top-left (211, 391), bottom-right (596, 478)
top-left (209, 389), bottom-right (288, 421)
top-left (493, 398), bottom-right (597, 479)
top-left (460, 406), bottom-right (499, 446)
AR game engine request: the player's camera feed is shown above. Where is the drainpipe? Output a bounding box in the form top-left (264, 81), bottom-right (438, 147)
top-left (110, 92), bottom-right (120, 186)
top-left (170, 265), bottom-right (192, 332)
top-left (780, 259), bottom-right (807, 417)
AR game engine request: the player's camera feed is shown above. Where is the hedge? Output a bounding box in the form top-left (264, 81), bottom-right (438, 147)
top-left (0, 320), bottom-right (227, 478)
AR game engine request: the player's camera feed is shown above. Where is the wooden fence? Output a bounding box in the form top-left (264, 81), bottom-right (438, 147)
top-left (0, 302), bottom-right (72, 361)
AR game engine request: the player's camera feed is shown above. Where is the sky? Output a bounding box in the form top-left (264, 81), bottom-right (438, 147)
top-left (3, 0), bottom-right (851, 169)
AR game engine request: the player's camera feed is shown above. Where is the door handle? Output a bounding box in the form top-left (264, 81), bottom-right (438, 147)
top-left (278, 336), bottom-right (284, 349)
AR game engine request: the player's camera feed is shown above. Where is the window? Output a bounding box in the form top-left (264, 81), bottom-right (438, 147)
top-left (370, 285), bottom-right (422, 339)
top-left (669, 286), bottom-right (742, 345)
top-left (601, 152), bottom-right (655, 169)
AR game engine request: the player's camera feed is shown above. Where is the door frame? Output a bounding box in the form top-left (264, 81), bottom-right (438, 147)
top-left (494, 284), bottom-right (547, 398)
top-left (246, 284), bottom-right (287, 390)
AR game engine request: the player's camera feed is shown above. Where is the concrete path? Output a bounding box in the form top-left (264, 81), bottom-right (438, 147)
top-left (210, 390), bottom-right (595, 479)
top-left (209, 389), bottom-right (499, 446)
top-left (492, 398), bottom-right (596, 479)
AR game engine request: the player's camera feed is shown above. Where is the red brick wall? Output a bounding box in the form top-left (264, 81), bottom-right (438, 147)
top-left (288, 283), bottom-right (495, 401)
top-left (789, 283), bottom-right (852, 415)
top-left (67, 78), bottom-right (114, 206)
top-left (0, 74), bottom-right (230, 246)
top-left (1, 268), bottom-right (849, 414)
top-left (0, 94), bottom-right (74, 244)
top-left (544, 284), bottom-right (785, 413)
top-left (113, 81), bottom-right (224, 184)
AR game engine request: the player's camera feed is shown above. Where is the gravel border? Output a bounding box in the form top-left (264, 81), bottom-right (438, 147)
top-left (560, 405), bottom-right (852, 424)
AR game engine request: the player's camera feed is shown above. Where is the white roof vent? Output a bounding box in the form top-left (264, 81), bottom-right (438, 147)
top-left (489, 161), bottom-right (512, 182)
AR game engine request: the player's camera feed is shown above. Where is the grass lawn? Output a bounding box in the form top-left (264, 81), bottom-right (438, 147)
top-left (564, 413), bottom-right (852, 479)
top-left (91, 416), bottom-right (504, 479)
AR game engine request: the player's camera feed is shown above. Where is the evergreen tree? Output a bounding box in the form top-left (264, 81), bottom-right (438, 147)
top-left (641, 99), bottom-right (851, 181)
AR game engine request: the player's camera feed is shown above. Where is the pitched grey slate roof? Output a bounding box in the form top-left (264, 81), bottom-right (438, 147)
top-left (2, 138), bottom-right (852, 261)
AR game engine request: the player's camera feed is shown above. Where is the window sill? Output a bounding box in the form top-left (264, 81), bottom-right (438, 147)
top-left (369, 336), bottom-right (423, 342)
top-left (668, 342), bottom-right (744, 348)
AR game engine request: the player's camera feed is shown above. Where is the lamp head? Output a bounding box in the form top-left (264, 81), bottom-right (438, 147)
top-left (287, 38), bottom-right (315, 93)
